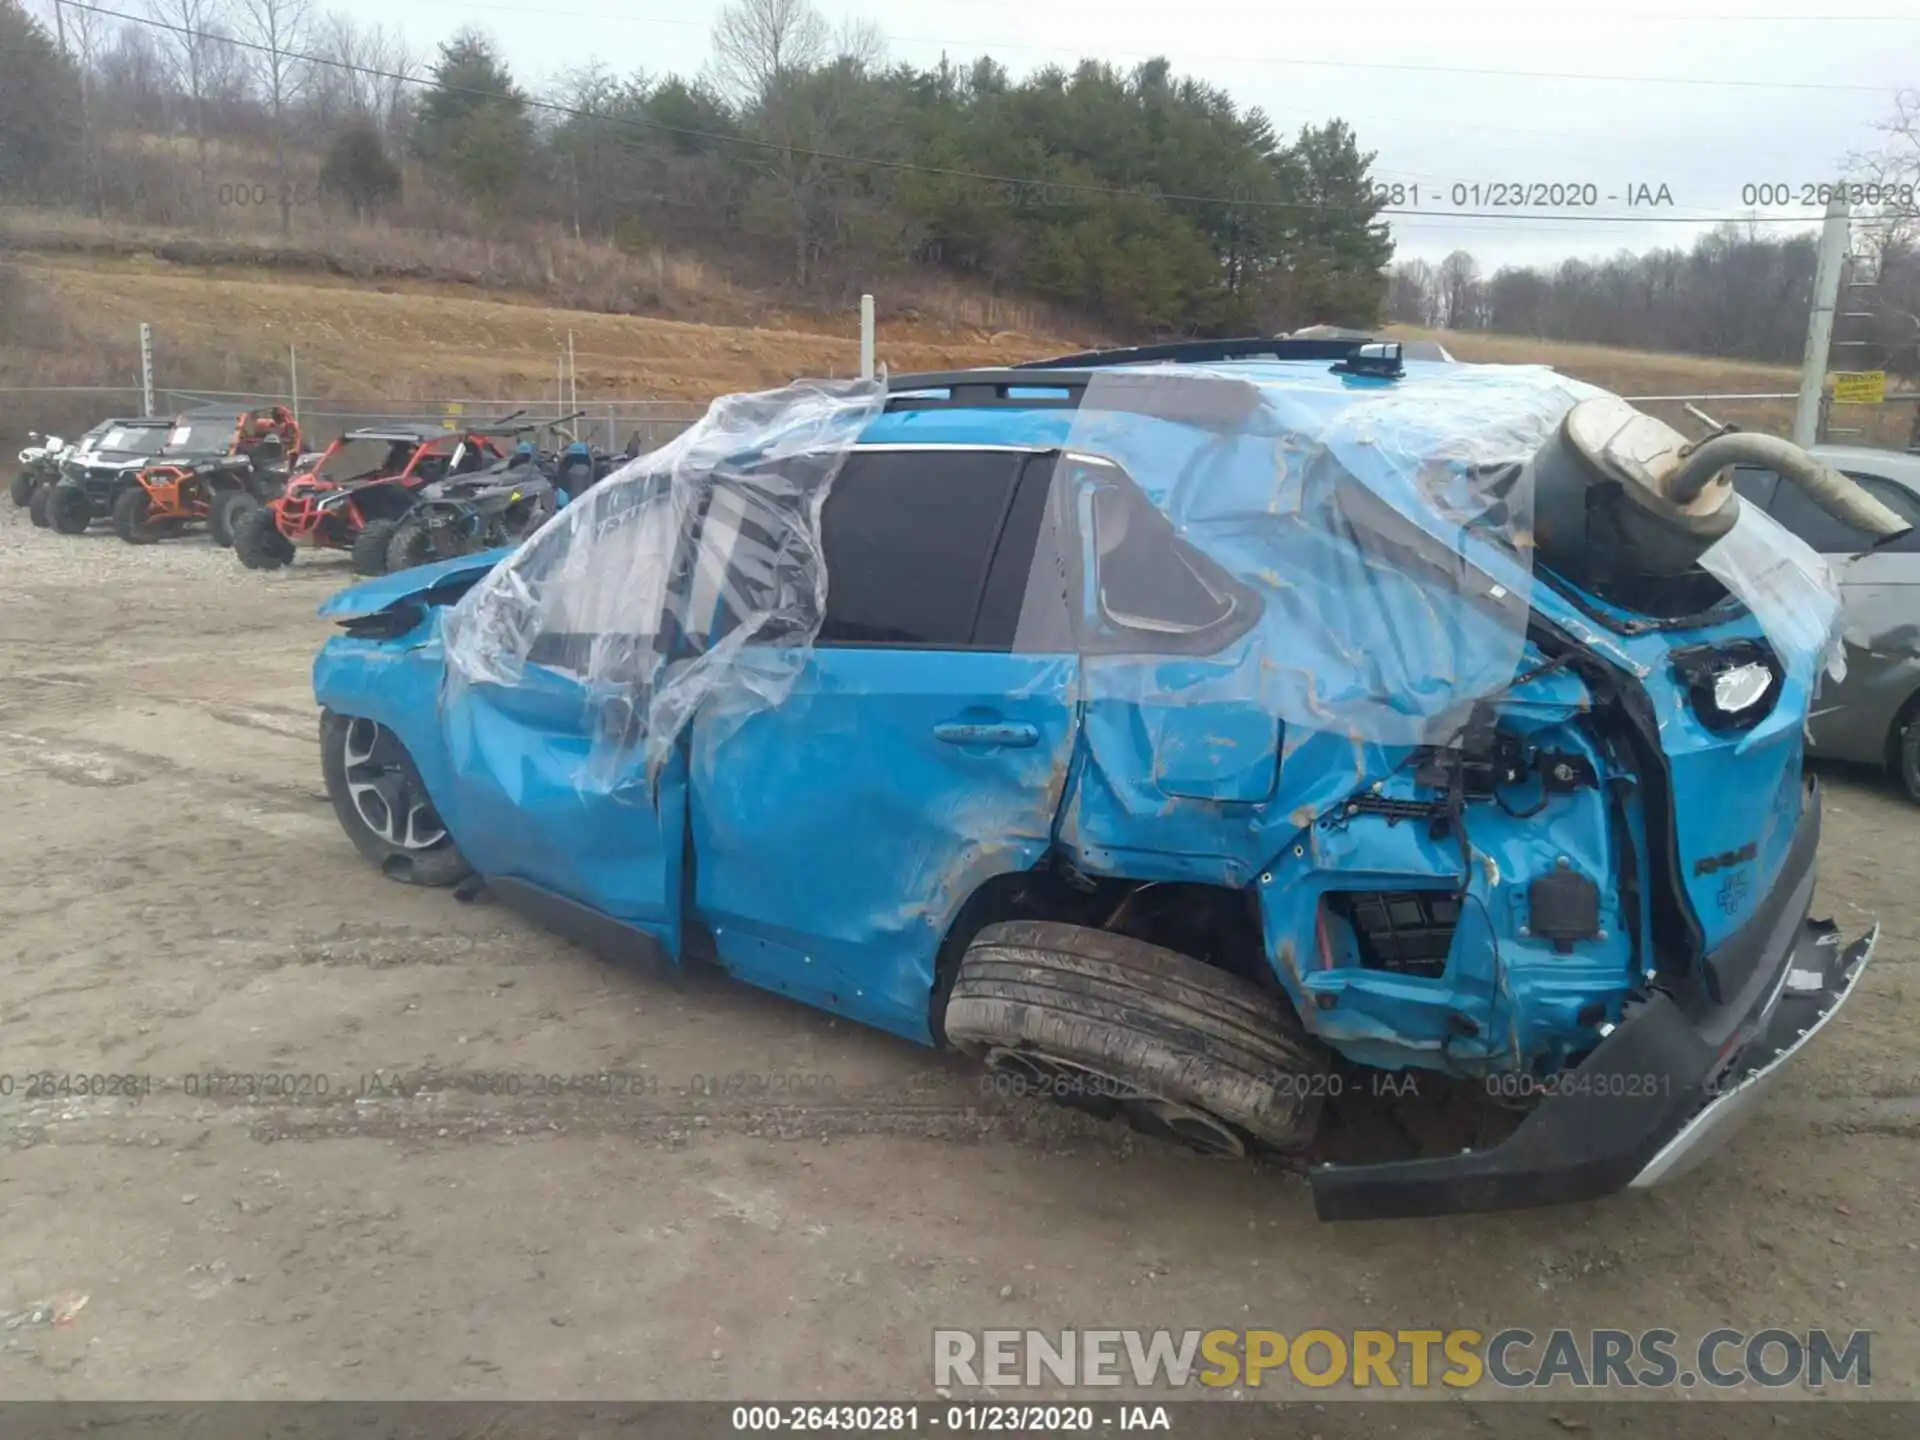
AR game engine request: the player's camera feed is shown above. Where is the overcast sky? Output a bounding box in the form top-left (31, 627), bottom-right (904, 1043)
top-left (326, 0), bottom-right (1919, 269)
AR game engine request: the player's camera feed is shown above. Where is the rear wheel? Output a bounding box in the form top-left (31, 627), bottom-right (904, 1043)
top-left (233, 505), bottom-right (295, 569)
top-left (385, 515), bottom-right (438, 572)
top-left (351, 518), bottom-right (402, 576)
top-left (1898, 716), bottom-right (1920, 805)
top-left (112, 485), bottom-right (161, 544)
top-left (49, 486), bottom-right (91, 534)
top-left (320, 712), bottom-right (472, 887)
top-left (210, 489), bottom-right (258, 547)
top-left (28, 484), bottom-right (53, 528)
top-left (943, 920), bottom-right (1329, 1157)
top-left (10, 470), bottom-right (35, 508)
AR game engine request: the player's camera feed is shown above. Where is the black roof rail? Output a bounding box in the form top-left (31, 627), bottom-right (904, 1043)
top-left (883, 370), bottom-right (1090, 411)
top-left (883, 368), bottom-right (1263, 428)
top-left (1012, 336), bottom-right (1375, 370)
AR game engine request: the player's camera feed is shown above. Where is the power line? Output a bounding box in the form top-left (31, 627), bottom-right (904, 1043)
top-left (51, 0), bottom-right (1861, 227)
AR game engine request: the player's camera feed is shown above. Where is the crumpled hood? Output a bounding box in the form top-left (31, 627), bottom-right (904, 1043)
top-left (316, 548), bottom-right (515, 620)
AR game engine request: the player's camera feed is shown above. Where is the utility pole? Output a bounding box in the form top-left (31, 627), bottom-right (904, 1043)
top-left (1794, 195), bottom-right (1850, 448)
top-left (860, 294), bottom-right (876, 381)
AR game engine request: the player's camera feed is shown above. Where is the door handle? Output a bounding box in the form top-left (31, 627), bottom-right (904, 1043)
top-left (933, 720), bottom-right (1041, 749)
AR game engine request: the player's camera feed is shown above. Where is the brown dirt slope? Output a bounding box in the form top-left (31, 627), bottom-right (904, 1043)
top-left (7, 251), bottom-right (1074, 405)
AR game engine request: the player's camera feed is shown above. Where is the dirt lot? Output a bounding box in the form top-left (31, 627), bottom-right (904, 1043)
top-left (1, 500), bottom-right (1916, 1416)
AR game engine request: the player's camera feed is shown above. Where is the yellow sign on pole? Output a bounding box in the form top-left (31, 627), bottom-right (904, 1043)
top-left (1831, 371), bottom-right (1886, 405)
top-left (442, 401), bottom-right (465, 431)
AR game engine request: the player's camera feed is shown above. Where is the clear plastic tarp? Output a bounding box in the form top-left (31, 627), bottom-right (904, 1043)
top-left (1044, 363), bottom-right (1600, 748)
top-left (442, 379), bottom-right (887, 789)
top-left (1699, 500), bottom-right (1848, 692)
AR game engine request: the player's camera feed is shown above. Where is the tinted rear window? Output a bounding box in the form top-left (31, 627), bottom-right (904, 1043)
top-left (816, 450), bottom-right (1029, 649)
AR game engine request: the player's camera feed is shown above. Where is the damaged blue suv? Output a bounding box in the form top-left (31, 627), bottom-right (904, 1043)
top-left (311, 337), bottom-right (1888, 1220)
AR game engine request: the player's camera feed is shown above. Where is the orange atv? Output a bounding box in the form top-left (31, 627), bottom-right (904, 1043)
top-left (114, 406), bottom-right (305, 547)
top-left (231, 422), bottom-right (511, 576)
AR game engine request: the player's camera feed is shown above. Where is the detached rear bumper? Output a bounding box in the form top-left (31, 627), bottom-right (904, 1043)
top-left (1311, 782), bottom-right (1876, 1221)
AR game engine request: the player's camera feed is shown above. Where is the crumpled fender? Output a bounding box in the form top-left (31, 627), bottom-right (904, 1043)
top-left (315, 547), bottom-right (515, 620)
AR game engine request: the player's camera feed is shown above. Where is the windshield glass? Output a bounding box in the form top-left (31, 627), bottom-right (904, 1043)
top-left (164, 418), bottom-right (234, 456)
top-left (96, 425), bottom-right (171, 456)
top-left (320, 436), bottom-right (418, 482)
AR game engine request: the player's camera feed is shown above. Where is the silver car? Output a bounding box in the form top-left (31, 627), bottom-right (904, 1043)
top-left (1732, 445), bottom-right (1920, 799)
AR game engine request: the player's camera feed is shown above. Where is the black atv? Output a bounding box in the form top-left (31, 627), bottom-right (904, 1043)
top-left (383, 446), bottom-right (564, 573)
top-left (41, 416), bottom-right (178, 534)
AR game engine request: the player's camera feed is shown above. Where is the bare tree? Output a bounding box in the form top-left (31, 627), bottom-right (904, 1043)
top-left (237, 0), bottom-right (311, 233)
top-left (147, 0), bottom-right (227, 190)
top-left (1436, 249), bottom-right (1481, 330)
top-left (1385, 258), bottom-right (1436, 327)
top-left (710, 0), bottom-right (826, 104)
top-left (97, 20), bottom-right (172, 134)
top-left (312, 12), bottom-right (414, 142)
top-left (62, 0), bottom-right (111, 214)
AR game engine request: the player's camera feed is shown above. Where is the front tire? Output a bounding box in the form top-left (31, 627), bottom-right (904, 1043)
top-left (49, 486), bottom-right (92, 534)
top-left (112, 485), bottom-right (160, 544)
top-left (210, 489), bottom-right (258, 547)
top-left (385, 515), bottom-right (439, 572)
top-left (232, 505), bottom-right (295, 569)
top-left (944, 921), bottom-right (1329, 1157)
top-left (28, 483), bottom-right (53, 528)
top-left (351, 518), bottom-right (401, 577)
top-left (10, 470), bottom-right (35, 507)
top-left (320, 711), bottom-right (472, 887)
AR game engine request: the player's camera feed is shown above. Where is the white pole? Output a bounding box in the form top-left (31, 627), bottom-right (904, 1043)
top-left (139, 322), bottom-right (155, 416)
top-left (568, 331), bottom-right (577, 413)
top-left (1794, 195), bottom-right (1850, 448)
top-left (288, 343), bottom-right (299, 425)
top-left (859, 294), bottom-right (875, 381)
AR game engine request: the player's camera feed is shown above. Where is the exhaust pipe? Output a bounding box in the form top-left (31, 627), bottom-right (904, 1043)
top-left (1665, 432), bottom-right (1908, 538)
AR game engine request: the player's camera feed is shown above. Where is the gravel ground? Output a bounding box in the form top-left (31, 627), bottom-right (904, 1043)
top-left (1, 501), bottom-right (1915, 1422)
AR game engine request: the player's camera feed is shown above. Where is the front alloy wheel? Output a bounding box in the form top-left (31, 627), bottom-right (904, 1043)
top-left (319, 711), bottom-right (472, 887)
top-left (342, 716), bottom-right (447, 849)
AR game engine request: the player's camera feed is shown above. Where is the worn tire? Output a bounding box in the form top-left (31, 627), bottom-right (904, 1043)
top-left (351, 518), bottom-right (401, 577)
top-left (10, 470), bottom-right (34, 508)
top-left (320, 711), bottom-right (472, 887)
top-left (232, 505), bottom-right (295, 569)
top-left (1897, 716), bottom-right (1920, 805)
top-left (49, 486), bottom-right (91, 534)
top-left (944, 920), bottom-right (1328, 1155)
top-left (28, 483), bottom-right (53, 528)
top-left (112, 485), bottom-right (161, 544)
top-left (385, 515), bottom-right (438, 573)
top-left (209, 489), bottom-right (260, 547)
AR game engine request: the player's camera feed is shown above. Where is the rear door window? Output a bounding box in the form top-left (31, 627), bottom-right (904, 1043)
top-left (816, 449), bottom-right (1034, 649)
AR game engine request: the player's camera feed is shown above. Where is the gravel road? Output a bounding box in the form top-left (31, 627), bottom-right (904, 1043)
top-left (1, 501), bottom-right (1914, 1424)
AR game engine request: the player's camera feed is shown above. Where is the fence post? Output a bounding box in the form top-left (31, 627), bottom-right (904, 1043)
top-left (139, 323), bottom-right (155, 416)
top-left (860, 294), bottom-right (875, 381)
